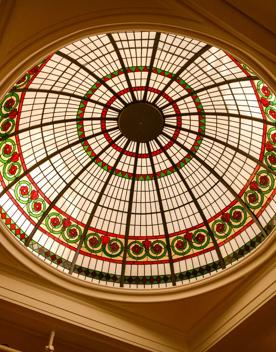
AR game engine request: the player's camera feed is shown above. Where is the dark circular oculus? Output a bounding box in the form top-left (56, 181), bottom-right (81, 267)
top-left (118, 102), bottom-right (164, 142)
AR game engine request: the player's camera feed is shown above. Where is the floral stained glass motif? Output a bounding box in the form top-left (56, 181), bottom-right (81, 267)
top-left (0, 32), bottom-right (275, 289)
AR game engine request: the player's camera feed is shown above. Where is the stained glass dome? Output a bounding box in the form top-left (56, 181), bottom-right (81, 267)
top-left (0, 31), bottom-right (275, 289)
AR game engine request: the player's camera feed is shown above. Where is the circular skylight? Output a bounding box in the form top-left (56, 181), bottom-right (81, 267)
top-left (0, 31), bottom-right (275, 289)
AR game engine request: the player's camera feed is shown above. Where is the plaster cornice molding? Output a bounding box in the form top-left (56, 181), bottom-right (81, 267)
top-left (0, 1), bottom-right (275, 97)
top-left (189, 248), bottom-right (276, 352)
top-left (0, 269), bottom-right (186, 352)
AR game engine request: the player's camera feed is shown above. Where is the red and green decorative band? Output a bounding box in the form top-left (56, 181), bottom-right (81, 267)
top-left (73, 218), bottom-right (272, 285)
top-left (76, 66), bottom-right (206, 181)
top-left (1, 201), bottom-right (272, 285)
top-left (100, 86), bottom-right (182, 158)
top-left (0, 164), bottom-right (273, 264)
top-left (0, 129), bottom-right (274, 260)
top-left (0, 122), bottom-right (274, 264)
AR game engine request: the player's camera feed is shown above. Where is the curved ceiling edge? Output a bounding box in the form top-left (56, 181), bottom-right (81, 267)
top-left (0, 222), bottom-right (275, 302)
top-left (1, 22), bottom-right (275, 99)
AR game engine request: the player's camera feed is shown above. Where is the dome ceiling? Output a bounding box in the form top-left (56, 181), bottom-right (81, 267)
top-left (0, 31), bottom-right (275, 289)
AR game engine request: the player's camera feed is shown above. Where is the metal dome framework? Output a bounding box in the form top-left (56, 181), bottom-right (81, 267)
top-left (0, 31), bottom-right (275, 289)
